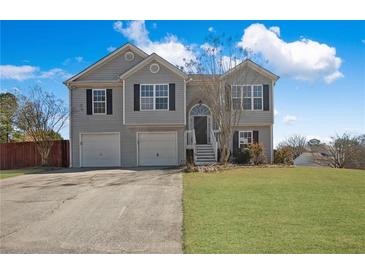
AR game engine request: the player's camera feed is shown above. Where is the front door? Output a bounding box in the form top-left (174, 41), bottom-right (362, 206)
top-left (194, 116), bottom-right (207, 144)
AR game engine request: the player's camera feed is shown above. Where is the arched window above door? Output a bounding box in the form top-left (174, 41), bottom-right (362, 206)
top-left (190, 104), bottom-right (211, 116)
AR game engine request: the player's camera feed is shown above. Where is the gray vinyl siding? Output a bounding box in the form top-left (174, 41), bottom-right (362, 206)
top-left (231, 125), bottom-right (273, 163)
top-left (125, 61), bottom-right (185, 125)
top-left (70, 85), bottom-right (185, 167)
top-left (186, 66), bottom-right (274, 126)
top-left (225, 66), bottom-right (274, 125)
top-left (70, 85), bottom-right (124, 167)
top-left (78, 53), bottom-right (144, 81)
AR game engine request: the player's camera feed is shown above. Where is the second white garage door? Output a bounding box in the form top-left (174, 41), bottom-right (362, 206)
top-left (138, 132), bottom-right (178, 166)
top-left (81, 133), bottom-right (120, 167)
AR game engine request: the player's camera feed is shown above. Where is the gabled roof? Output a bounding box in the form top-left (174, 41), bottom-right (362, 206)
top-left (221, 59), bottom-right (279, 81)
top-left (64, 43), bottom-right (148, 85)
top-left (120, 53), bottom-right (188, 80)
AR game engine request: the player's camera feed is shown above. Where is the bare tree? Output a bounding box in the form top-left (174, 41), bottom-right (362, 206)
top-left (277, 135), bottom-right (307, 159)
top-left (16, 86), bottom-right (68, 166)
top-left (185, 35), bottom-right (258, 164)
top-left (328, 133), bottom-right (362, 168)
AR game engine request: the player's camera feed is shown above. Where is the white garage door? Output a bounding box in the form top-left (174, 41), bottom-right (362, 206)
top-left (138, 132), bottom-right (178, 166)
top-left (81, 133), bottom-right (120, 167)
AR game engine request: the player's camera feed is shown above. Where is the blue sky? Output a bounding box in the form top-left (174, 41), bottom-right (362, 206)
top-left (1, 20), bottom-right (364, 145)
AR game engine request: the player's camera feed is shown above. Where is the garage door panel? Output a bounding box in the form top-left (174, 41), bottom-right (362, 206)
top-left (81, 133), bottom-right (120, 167)
top-left (138, 132), bottom-right (177, 166)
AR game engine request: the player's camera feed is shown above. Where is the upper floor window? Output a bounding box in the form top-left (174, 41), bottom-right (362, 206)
top-left (140, 84), bottom-right (169, 111)
top-left (239, 131), bottom-right (252, 148)
top-left (232, 86), bottom-right (241, 110)
top-left (231, 85), bottom-right (263, 111)
top-left (253, 85), bottom-right (263, 110)
top-left (93, 89), bottom-right (106, 114)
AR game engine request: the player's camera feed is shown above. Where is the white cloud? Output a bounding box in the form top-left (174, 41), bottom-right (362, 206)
top-left (113, 20), bottom-right (196, 67)
top-left (75, 56), bottom-right (83, 63)
top-left (39, 68), bottom-right (71, 79)
top-left (238, 23), bottom-right (343, 83)
top-left (0, 65), bottom-right (39, 81)
top-left (0, 87), bottom-right (21, 95)
top-left (269, 26), bottom-right (280, 36)
top-left (200, 43), bottom-right (221, 56)
top-left (113, 20), bottom-right (150, 46)
top-left (324, 71), bottom-right (344, 84)
top-left (208, 27), bottom-right (214, 32)
top-left (283, 115), bottom-right (297, 125)
top-left (274, 109), bottom-right (279, 116)
top-left (0, 65), bottom-right (71, 81)
top-left (107, 46), bottom-right (117, 52)
top-left (63, 56), bottom-right (84, 65)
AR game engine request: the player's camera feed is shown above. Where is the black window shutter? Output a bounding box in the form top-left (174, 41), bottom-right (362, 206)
top-left (86, 89), bottom-right (92, 115)
top-left (232, 131), bottom-right (239, 158)
top-left (134, 84), bottom-right (140, 111)
top-left (106, 89), bottom-right (112, 115)
top-left (263, 84), bottom-right (270, 111)
top-left (253, 130), bottom-right (259, 143)
top-left (169, 83), bottom-right (176, 111)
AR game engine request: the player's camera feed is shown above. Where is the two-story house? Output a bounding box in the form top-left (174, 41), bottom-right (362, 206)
top-left (64, 43), bottom-right (279, 167)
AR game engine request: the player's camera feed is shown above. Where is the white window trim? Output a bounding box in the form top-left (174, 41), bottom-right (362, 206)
top-left (92, 88), bottom-right (106, 115)
top-left (231, 84), bottom-right (263, 111)
top-left (238, 130), bottom-right (253, 148)
top-left (140, 84), bottom-right (169, 111)
top-left (252, 84), bottom-right (263, 111)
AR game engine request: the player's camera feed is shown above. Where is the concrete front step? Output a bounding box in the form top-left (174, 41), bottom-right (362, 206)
top-left (196, 156), bottom-right (216, 160)
top-left (197, 152), bottom-right (215, 155)
top-left (195, 161), bottom-right (216, 165)
top-left (195, 144), bottom-right (217, 164)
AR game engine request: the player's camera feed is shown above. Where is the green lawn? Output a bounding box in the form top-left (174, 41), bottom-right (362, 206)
top-left (183, 167), bottom-right (365, 253)
top-left (0, 168), bottom-right (47, 180)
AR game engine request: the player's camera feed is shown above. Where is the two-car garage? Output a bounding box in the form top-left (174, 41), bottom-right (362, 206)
top-left (80, 132), bottom-right (178, 167)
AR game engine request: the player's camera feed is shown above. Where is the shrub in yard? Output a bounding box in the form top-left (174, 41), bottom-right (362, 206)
top-left (274, 146), bottom-right (294, 165)
top-left (236, 148), bottom-right (251, 164)
top-left (248, 143), bottom-right (266, 165)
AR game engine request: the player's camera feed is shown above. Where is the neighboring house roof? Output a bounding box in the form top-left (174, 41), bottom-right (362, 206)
top-left (64, 43), bottom-right (149, 85)
top-left (120, 53), bottom-right (188, 80)
top-left (221, 59), bottom-right (280, 82)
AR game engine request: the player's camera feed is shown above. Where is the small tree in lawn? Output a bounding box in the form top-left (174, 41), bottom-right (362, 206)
top-left (185, 35), bottom-right (259, 164)
top-left (16, 86), bottom-right (68, 166)
top-left (277, 135), bottom-right (307, 159)
top-left (328, 133), bottom-right (362, 168)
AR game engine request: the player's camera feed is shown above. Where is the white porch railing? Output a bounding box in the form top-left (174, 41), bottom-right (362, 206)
top-left (210, 129), bottom-right (218, 162)
top-left (185, 129), bottom-right (195, 149)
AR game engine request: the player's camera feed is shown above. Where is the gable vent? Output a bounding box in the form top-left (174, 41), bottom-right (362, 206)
top-left (124, 51), bottom-right (135, 61)
top-left (150, 63), bottom-right (160, 73)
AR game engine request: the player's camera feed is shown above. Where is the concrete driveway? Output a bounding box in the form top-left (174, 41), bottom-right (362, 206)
top-left (0, 168), bottom-right (183, 253)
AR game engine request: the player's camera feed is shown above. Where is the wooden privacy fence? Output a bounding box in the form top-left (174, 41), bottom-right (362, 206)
top-left (0, 140), bottom-right (70, 170)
